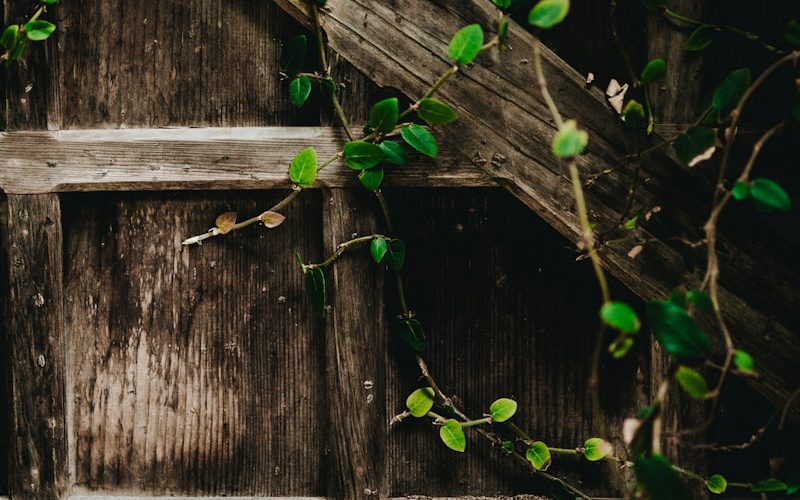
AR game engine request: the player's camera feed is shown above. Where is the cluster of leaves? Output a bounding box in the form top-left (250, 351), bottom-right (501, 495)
top-left (1, 0), bottom-right (57, 66)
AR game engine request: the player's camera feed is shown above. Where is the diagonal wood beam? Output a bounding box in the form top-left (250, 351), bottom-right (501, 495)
top-left (272, 0), bottom-right (799, 415)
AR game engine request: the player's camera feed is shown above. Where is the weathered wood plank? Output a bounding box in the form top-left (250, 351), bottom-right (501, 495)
top-left (272, 0), bottom-right (800, 415)
top-left (4, 194), bottom-right (69, 499)
top-left (321, 189), bottom-right (387, 499)
top-left (0, 194), bottom-right (10, 496)
top-left (0, 128), bottom-right (493, 193)
top-left (62, 191), bottom-right (327, 496)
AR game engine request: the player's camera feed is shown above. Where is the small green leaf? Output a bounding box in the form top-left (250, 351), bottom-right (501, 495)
top-left (498, 20), bottom-right (509, 45)
top-left (8, 36), bottom-right (26, 62)
top-left (785, 20), bottom-right (800, 48)
top-left (501, 440), bottom-right (515, 453)
top-left (600, 301), bottom-right (641, 334)
top-left (712, 68), bottom-right (751, 115)
top-left (733, 350), bottom-right (755, 374)
top-left (40, 0), bottom-right (59, 3)
top-left (358, 165), bottom-right (384, 192)
top-left (669, 288), bottom-right (688, 308)
top-left (318, 78), bottom-right (337, 100)
top-left (289, 147), bottom-right (317, 187)
top-left (448, 24), bottom-right (484, 65)
top-left (528, 0), bottom-right (570, 29)
top-left (493, 0), bottom-right (511, 9)
top-left (675, 366), bottom-right (709, 399)
top-left (280, 34), bottom-right (307, 76)
top-left (750, 177), bottom-right (792, 212)
top-left (640, 58), bottom-right (666, 84)
top-left (370, 237), bottom-right (388, 263)
top-left (405, 387), bottom-right (435, 417)
top-left (305, 267), bottom-right (326, 318)
top-left (686, 25), bottom-right (714, 51)
top-left (526, 442), bottom-right (551, 470)
top-left (439, 419), bottom-right (466, 452)
top-left (752, 479), bottom-right (787, 493)
top-left (367, 97), bottom-right (399, 134)
top-left (489, 398), bottom-right (517, 422)
top-left (647, 299), bottom-right (710, 363)
top-left (673, 126), bottom-right (716, 166)
top-left (379, 141), bottom-right (408, 165)
top-left (635, 453), bottom-right (686, 499)
top-left (706, 474), bottom-right (727, 494)
top-left (552, 119), bottom-right (588, 158)
top-left (386, 238), bottom-right (406, 271)
top-left (23, 20), bottom-right (55, 41)
top-left (609, 336), bottom-right (634, 359)
top-left (1, 25), bottom-right (19, 50)
top-left (400, 124), bottom-right (438, 158)
top-left (418, 98), bottom-right (459, 125)
top-left (397, 318), bottom-right (426, 352)
top-left (731, 180), bottom-right (751, 201)
top-left (686, 290), bottom-right (712, 312)
top-left (343, 141), bottom-right (384, 170)
top-left (583, 438), bottom-right (612, 461)
top-left (622, 99), bottom-right (645, 130)
top-left (290, 75), bottom-right (312, 108)
top-left (623, 214), bottom-right (639, 229)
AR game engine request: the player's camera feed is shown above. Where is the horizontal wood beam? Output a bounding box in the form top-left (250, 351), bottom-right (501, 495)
top-left (0, 127), bottom-right (494, 193)
top-left (273, 0), bottom-right (799, 414)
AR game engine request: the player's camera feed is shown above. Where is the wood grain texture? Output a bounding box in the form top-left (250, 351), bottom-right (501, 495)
top-left (4, 194), bottom-right (69, 499)
top-left (0, 195), bottom-right (10, 496)
top-left (62, 191), bottom-right (327, 497)
top-left (0, 128), bottom-right (493, 194)
top-left (272, 0), bottom-right (800, 416)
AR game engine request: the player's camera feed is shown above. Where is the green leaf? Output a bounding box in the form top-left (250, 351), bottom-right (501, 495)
top-left (318, 78), bottom-right (337, 100)
top-left (8, 36), bottom-right (26, 62)
top-left (675, 366), bottom-right (709, 399)
top-left (634, 453), bottom-right (686, 500)
top-left (439, 419), bottom-right (466, 452)
top-left (528, 0), bottom-right (570, 29)
top-left (386, 238), bottom-right (406, 271)
top-left (288, 147), bottom-right (317, 187)
top-left (752, 479), bottom-right (787, 493)
top-left (712, 68), bottom-right (751, 115)
top-left (367, 97), bottom-right (399, 134)
top-left (418, 98), bottom-right (459, 125)
top-left (498, 19), bottom-right (509, 45)
top-left (686, 25), bottom-right (714, 51)
top-left (640, 58), bottom-right (666, 84)
top-left (552, 119), bottom-right (588, 158)
top-left (647, 300), bottom-right (710, 363)
top-left (733, 350), bottom-right (755, 373)
top-left (583, 438), bottom-right (612, 461)
top-left (673, 126), bottom-right (716, 166)
top-left (405, 387), bottom-right (435, 417)
top-left (290, 75), bottom-right (312, 108)
top-left (400, 124), bottom-right (438, 158)
top-left (448, 24), bottom-right (484, 65)
top-left (706, 474), bottom-right (727, 494)
top-left (609, 336), bottom-right (634, 359)
top-left (398, 318), bottom-right (426, 352)
top-left (526, 442), bottom-right (551, 470)
top-left (305, 267), bottom-right (326, 318)
top-left (280, 34), bottom-right (307, 76)
top-left (343, 141), bottom-right (384, 170)
top-left (370, 237), bottom-right (388, 263)
top-left (669, 288), bottom-right (688, 309)
top-left (622, 99), bottom-right (645, 130)
top-left (379, 141), bottom-right (408, 165)
top-left (358, 165), bottom-right (384, 192)
top-left (23, 20), bottom-right (55, 41)
top-left (750, 177), bottom-right (792, 212)
top-left (1, 25), bottom-right (19, 50)
top-left (600, 301), bottom-right (641, 334)
top-left (785, 20), bottom-right (800, 48)
top-left (501, 440), bottom-right (515, 454)
top-left (731, 180), bottom-right (751, 201)
top-left (40, 0), bottom-right (59, 4)
top-left (493, 0), bottom-right (511, 9)
top-left (489, 398), bottom-right (517, 422)
top-left (686, 290), bottom-right (712, 312)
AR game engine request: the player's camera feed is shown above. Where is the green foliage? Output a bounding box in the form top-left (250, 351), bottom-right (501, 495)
top-left (712, 68), bottom-right (751, 115)
top-left (686, 289), bottom-right (712, 312)
top-left (673, 126), bottom-right (716, 165)
top-left (1, 25), bottom-right (19, 50)
top-left (528, 0), bottom-right (570, 29)
top-left (492, 0), bottom-right (511, 9)
top-left (675, 366), bottom-right (709, 399)
top-left (380, 141), bottom-right (408, 165)
top-left (599, 301), bottom-right (641, 334)
top-left (583, 438), bottom-right (612, 461)
top-left (640, 58), bottom-right (667, 84)
top-left (343, 141), bottom-right (384, 170)
top-left (750, 178), bottom-right (792, 212)
top-left (552, 119), bottom-right (588, 158)
top-left (501, 440), bottom-right (515, 453)
top-left (397, 318), bottom-right (426, 351)
top-left (634, 453), bottom-right (685, 500)
top-left (751, 478), bottom-right (787, 493)
top-left (367, 97), bottom-right (399, 134)
top-left (41, 0), bottom-right (59, 4)
top-left (686, 26), bottom-right (714, 51)
top-left (401, 124), bottom-right (438, 158)
top-left (290, 75), bottom-right (312, 108)
top-left (289, 147), bottom-right (318, 187)
top-left (386, 238), bottom-right (406, 271)
top-left (406, 387), bottom-right (435, 417)
top-left (418, 98), bottom-right (459, 124)
top-left (489, 398), bottom-right (517, 422)
top-left (280, 34), bottom-right (307, 76)
top-left (733, 349), bottom-right (755, 373)
top-left (622, 99), bottom-right (645, 129)
top-left (498, 20), bottom-right (509, 45)
top-left (448, 24), bottom-right (484, 65)
top-left (526, 441), bottom-right (551, 470)
top-left (609, 336), bottom-right (634, 359)
top-left (304, 267), bottom-right (326, 318)
top-left (706, 474), bottom-right (728, 494)
top-left (786, 20), bottom-right (800, 48)
top-left (23, 20), bottom-right (55, 41)
top-left (647, 300), bottom-right (710, 363)
top-left (370, 237), bottom-right (388, 263)
top-left (439, 419), bottom-right (466, 452)
top-left (358, 165), bottom-right (384, 191)
top-left (731, 180), bottom-right (751, 201)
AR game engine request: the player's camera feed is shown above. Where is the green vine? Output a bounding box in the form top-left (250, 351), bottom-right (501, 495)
top-left (1, 0), bottom-right (58, 65)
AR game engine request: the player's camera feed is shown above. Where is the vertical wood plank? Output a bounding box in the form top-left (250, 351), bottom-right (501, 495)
top-left (4, 194), bottom-right (68, 499)
top-left (322, 189), bottom-right (387, 499)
